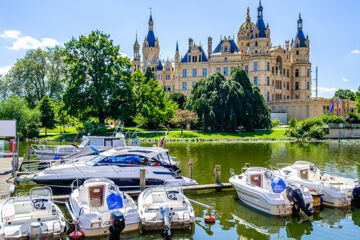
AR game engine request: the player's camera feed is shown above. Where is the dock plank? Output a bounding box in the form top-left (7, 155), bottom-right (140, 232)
top-left (0, 157), bottom-right (23, 199)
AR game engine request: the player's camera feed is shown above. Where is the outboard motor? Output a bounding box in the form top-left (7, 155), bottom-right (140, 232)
top-left (352, 185), bottom-right (360, 207)
top-left (160, 204), bottom-right (171, 236)
top-left (29, 222), bottom-right (42, 240)
top-left (109, 211), bottom-right (126, 236)
top-left (286, 185), bottom-right (313, 217)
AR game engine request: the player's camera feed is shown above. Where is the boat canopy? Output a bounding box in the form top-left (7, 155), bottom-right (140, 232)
top-left (271, 177), bottom-right (286, 193)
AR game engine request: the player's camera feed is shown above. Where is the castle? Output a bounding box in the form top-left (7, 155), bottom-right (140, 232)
top-left (131, 2), bottom-right (355, 122)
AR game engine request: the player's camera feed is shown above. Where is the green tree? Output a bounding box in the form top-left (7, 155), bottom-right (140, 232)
top-left (356, 87), bottom-right (360, 113)
top-left (5, 47), bottom-right (65, 108)
top-left (62, 30), bottom-right (134, 124)
top-left (334, 89), bottom-right (356, 101)
top-left (133, 68), bottom-right (177, 128)
top-left (169, 92), bottom-right (187, 109)
top-left (172, 109), bottom-right (197, 134)
top-left (186, 67), bottom-right (271, 132)
top-left (38, 95), bottom-right (56, 135)
top-left (0, 95), bottom-right (40, 138)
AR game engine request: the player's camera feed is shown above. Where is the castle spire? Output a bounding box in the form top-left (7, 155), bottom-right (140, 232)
top-left (258, 0), bottom-right (263, 18)
top-left (246, 7), bottom-right (251, 22)
top-left (176, 41), bottom-right (179, 52)
top-left (297, 12), bottom-right (303, 30)
top-left (148, 9), bottom-right (154, 31)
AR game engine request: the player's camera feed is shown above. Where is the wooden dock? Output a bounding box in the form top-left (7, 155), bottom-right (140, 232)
top-left (0, 157), bottom-right (23, 199)
top-left (53, 183), bottom-right (233, 201)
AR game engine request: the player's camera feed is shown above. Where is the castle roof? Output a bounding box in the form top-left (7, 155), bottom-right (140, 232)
top-left (147, 31), bottom-right (156, 47)
top-left (213, 39), bottom-right (240, 54)
top-left (295, 14), bottom-right (307, 47)
top-left (180, 45), bottom-right (208, 63)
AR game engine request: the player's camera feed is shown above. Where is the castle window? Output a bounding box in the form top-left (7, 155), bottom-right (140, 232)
top-left (287, 96), bottom-right (289, 99)
top-left (224, 67), bottom-right (228, 76)
top-left (254, 76), bottom-right (258, 86)
top-left (307, 82), bottom-right (310, 90)
top-left (272, 67), bottom-right (274, 74)
top-left (283, 69), bottom-right (285, 75)
top-left (287, 69), bottom-right (289, 78)
top-left (272, 80), bottom-right (274, 86)
top-left (267, 92), bottom-right (269, 102)
top-left (267, 77), bottom-right (269, 86)
top-left (267, 62), bottom-right (270, 71)
top-left (295, 69), bottom-right (299, 77)
top-left (255, 41), bottom-right (258, 46)
top-left (182, 69), bottom-right (187, 78)
top-left (225, 57), bottom-right (228, 62)
top-left (199, 55), bottom-right (202, 62)
top-left (295, 82), bottom-right (299, 90)
top-left (245, 66), bottom-right (248, 73)
top-left (224, 47), bottom-right (228, 52)
top-left (188, 55), bottom-right (191, 62)
top-left (295, 95), bottom-right (299, 99)
top-left (192, 69), bottom-right (197, 77)
top-left (296, 50), bottom-right (299, 55)
top-left (254, 62), bottom-right (258, 72)
top-left (287, 82), bottom-right (289, 90)
top-left (182, 82), bottom-right (187, 90)
top-left (216, 67), bottom-right (221, 73)
top-left (166, 75), bottom-right (170, 80)
top-left (307, 69), bottom-right (310, 77)
top-left (272, 94), bottom-right (274, 101)
top-left (166, 68), bottom-right (170, 71)
top-left (202, 68), bottom-right (207, 77)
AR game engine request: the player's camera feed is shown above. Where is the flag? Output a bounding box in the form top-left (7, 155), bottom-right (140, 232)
top-left (334, 103), bottom-right (338, 115)
top-left (338, 101), bottom-right (342, 115)
top-left (329, 102), bottom-right (335, 113)
top-left (158, 137), bottom-right (165, 148)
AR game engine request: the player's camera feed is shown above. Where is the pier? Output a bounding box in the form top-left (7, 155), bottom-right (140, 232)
top-left (0, 157), bottom-right (23, 199)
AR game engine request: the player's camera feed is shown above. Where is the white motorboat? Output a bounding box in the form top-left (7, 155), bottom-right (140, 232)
top-left (275, 161), bottom-right (360, 207)
top-left (229, 166), bottom-right (314, 217)
top-left (137, 181), bottom-right (195, 235)
top-left (66, 178), bottom-right (140, 237)
top-left (0, 187), bottom-right (66, 239)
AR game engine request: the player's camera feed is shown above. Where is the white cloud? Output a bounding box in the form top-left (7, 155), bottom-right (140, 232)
top-left (0, 30), bottom-right (21, 39)
top-left (313, 86), bottom-right (337, 94)
top-left (0, 65), bottom-right (12, 75)
top-left (341, 78), bottom-right (349, 82)
top-left (351, 49), bottom-right (360, 54)
top-left (8, 36), bottom-right (59, 50)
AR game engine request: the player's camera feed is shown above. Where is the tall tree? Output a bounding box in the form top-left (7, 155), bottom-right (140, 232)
top-left (62, 30), bottom-right (134, 124)
top-left (334, 89), bottom-right (356, 101)
top-left (186, 67), bottom-right (271, 132)
top-left (172, 109), bottom-right (197, 134)
top-left (38, 95), bottom-right (56, 135)
top-left (356, 87), bottom-right (360, 113)
top-left (169, 92), bottom-right (187, 109)
top-left (132, 68), bottom-right (177, 128)
top-left (5, 47), bottom-right (65, 108)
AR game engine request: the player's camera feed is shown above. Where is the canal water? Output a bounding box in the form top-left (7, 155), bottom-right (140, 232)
top-left (13, 141), bottom-right (360, 239)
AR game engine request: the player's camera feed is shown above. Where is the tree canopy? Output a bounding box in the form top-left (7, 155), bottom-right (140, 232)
top-left (186, 67), bottom-right (271, 132)
top-left (62, 30), bottom-right (134, 124)
top-left (334, 89), bottom-right (356, 101)
top-left (169, 92), bottom-right (187, 109)
top-left (3, 47), bottom-right (65, 108)
top-left (132, 67), bottom-right (178, 128)
top-left (38, 95), bottom-right (56, 135)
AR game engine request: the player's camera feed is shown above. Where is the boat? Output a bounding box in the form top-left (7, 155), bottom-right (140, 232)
top-left (137, 181), bottom-right (195, 235)
top-left (0, 187), bottom-right (66, 239)
top-left (27, 148), bottom-right (197, 194)
top-left (274, 161), bottom-right (360, 207)
top-left (66, 178), bottom-right (140, 237)
top-left (229, 165), bottom-right (314, 216)
top-left (31, 135), bottom-right (128, 161)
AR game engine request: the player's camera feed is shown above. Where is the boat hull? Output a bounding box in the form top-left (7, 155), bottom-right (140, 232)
top-left (141, 220), bottom-right (193, 231)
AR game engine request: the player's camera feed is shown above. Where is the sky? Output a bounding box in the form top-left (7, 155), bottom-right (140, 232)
top-left (0, 0), bottom-right (359, 98)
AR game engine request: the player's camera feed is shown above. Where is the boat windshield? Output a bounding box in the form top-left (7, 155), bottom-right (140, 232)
top-left (87, 154), bottom-right (160, 166)
top-left (87, 155), bottom-right (107, 165)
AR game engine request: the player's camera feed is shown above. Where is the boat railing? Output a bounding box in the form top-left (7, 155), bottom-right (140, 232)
top-left (52, 220), bottom-right (62, 234)
top-left (31, 144), bottom-right (58, 153)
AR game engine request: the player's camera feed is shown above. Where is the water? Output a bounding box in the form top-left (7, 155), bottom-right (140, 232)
top-left (15, 141), bottom-right (360, 239)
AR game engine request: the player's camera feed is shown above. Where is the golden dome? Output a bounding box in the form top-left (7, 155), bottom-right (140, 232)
top-left (239, 7), bottom-right (255, 32)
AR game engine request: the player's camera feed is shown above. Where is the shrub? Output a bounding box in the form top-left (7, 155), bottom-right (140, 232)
top-left (271, 118), bottom-right (281, 128)
top-left (321, 114), bottom-right (345, 124)
top-left (344, 112), bottom-right (360, 123)
top-left (289, 118), bottom-right (298, 128)
top-left (77, 120), bottom-right (108, 136)
top-left (285, 117), bottom-right (327, 140)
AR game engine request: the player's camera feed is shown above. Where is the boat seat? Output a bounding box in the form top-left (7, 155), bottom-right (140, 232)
top-left (250, 174), bottom-right (262, 188)
top-left (14, 202), bottom-right (31, 215)
top-left (152, 193), bottom-right (166, 203)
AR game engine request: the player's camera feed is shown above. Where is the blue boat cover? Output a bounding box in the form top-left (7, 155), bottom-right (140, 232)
top-left (106, 192), bottom-right (123, 210)
top-left (271, 177), bottom-right (286, 193)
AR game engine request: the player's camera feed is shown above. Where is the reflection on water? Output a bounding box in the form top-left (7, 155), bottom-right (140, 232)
top-left (16, 141), bottom-right (360, 239)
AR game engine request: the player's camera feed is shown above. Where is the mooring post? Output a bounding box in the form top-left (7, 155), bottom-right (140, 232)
top-left (140, 168), bottom-right (146, 190)
top-left (215, 165), bottom-right (221, 184)
top-left (189, 159), bottom-right (193, 179)
top-left (27, 147), bottom-right (31, 161)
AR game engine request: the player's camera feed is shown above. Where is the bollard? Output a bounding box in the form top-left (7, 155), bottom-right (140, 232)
top-left (215, 165), bottom-right (221, 184)
top-left (140, 168), bottom-right (146, 190)
top-left (27, 147), bottom-right (31, 161)
top-left (189, 159), bottom-right (193, 179)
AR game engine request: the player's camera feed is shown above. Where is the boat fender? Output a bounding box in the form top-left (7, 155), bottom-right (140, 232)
top-left (29, 222), bottom-right (42, 240)
top-left (67, 221), bottom-right (83, 240)
top-left (204, 213), bottom-right (216, 224)
top-left (352, 185), bottom-right (360, 207)
top-left (286, 185), bottom-right (313, 217)
top-left (109, 211), bottom-right (126, 235)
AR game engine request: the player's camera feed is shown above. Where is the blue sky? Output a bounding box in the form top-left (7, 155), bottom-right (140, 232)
top-left (0, 0), bottom-right (359, 98)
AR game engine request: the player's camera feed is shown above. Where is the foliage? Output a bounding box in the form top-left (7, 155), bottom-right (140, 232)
top-left (62, 30), bottom-right (134, 124)
top-left (171, 109), bottom-right (197, 134)
top-left (334, 89), bottom-right (356, 101)
top-left (271, 118), bottom-right (281, 128)
top-left (185, 67), bottom-right (271, 132)
top-left (344, 112), bottom-right (360, 123)
top-left (356, 87), bottom-right (360, 113)
top-left (77, 120), bottom-right (108, 135)
top-left (169, 92), bottom-right (186, 109)
top-left (0, 95), bottom-right (40, 138)
top-left (132, 68), bottom-right (178, 128)
top-left (4, 47), bottom-right (65, 108)
top-left (38, 95), bottom-right (56, 135)
top-left (285, 117), bottom-right (327, 140)
top-left (321, 114), bottom-right (345, 123)
top-left (54, 101), bottom-right (71, 133)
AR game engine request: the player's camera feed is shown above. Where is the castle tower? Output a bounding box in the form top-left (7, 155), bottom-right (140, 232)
top-left (237, 7), bottom-right (255, 54)
top-left (142, 11), bottom-right (160, 66)
top-left (290, 13), bottom-right (311, 99)
top-left (208, 36), bottom-right (212, 59)
top-left (249, 0), bottom-right (271, 56)
top-left (175, 41), bottom-right (180, 62)
top-left (131, 33), bottom-right (141, 72)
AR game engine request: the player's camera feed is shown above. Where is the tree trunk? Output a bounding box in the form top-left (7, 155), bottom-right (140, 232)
top-left (45, 128), bottom-right (47, 136)
top-left (99, 107), bottom-right (105, 124)
top-left (181, 127), bottom-right (183, 135)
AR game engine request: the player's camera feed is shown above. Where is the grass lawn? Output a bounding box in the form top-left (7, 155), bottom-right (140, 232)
top-left (39, 126), bottom-right (78, 135)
